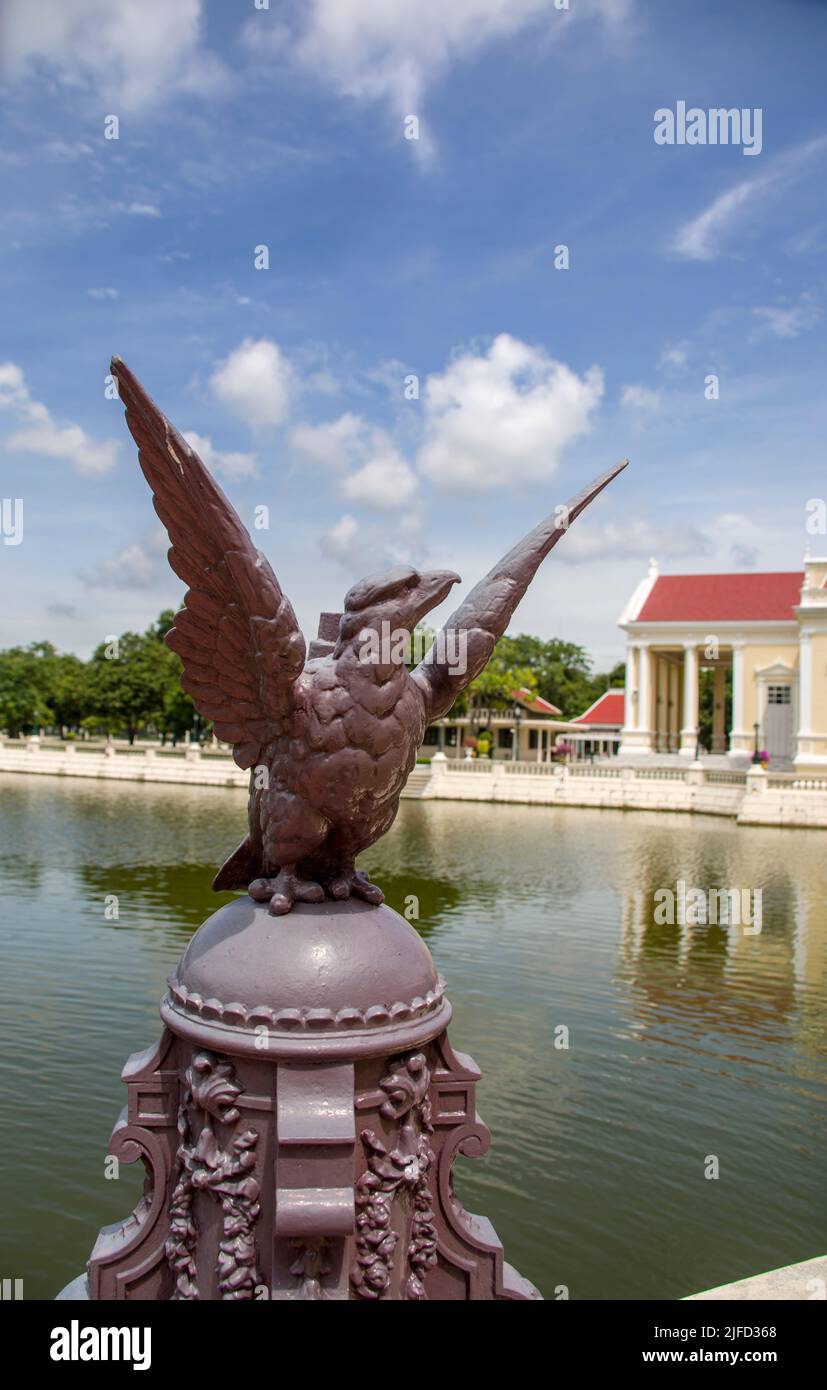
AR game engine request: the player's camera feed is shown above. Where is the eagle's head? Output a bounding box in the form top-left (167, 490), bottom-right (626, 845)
top-left (340, 564), bottom-right (460, 645)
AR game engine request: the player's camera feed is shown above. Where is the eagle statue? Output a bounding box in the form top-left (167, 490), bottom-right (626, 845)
top-left (112, 357), bottom-right (627, 916)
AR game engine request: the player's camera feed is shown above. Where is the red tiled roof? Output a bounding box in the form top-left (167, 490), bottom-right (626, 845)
top-left (573, 690), bottom-right (625, 726)
top-left (636, 572), bottom-right (803, 623)
top-left (511, 687), bottom-right (562, 716)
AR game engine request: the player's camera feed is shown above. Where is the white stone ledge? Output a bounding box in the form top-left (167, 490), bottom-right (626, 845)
top-left (4, 751), bottom-right (827, 827)
top-left (686, 1253), bottom-right (827, 1301)
top-left (0, 750), bottom-right (247, 789)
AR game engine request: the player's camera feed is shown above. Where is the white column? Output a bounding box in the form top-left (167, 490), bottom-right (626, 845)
top-left (794, 631), bottom-right (812, 770)
top-left (798, 631), bottom-right (812, 737)
top-left (638, 643), bottom-right (651, 731)
top-left (669, 660), bottom-right (680, 751)
top-left (729, 641), bottom-right (749, 755)
top-left (625, 643), bottom-right (636, 729)
top-left (711, 665), bottom-right (726, 751)
top-left (679, 643), bottom-right (698, 755)
top-left (619, 641), bottom-right (654, 753)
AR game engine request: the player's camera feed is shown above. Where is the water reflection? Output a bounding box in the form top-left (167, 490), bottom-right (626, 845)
top-left (614, 826), bottom-right (827, 1066)
top-left (1, 774), bottom-right (825, 1300)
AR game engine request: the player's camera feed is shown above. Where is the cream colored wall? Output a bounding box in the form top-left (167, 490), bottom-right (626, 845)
top-left (741, 642), bottom-right (799, 725)
top-left (809, 633), bottom-right (827, 733)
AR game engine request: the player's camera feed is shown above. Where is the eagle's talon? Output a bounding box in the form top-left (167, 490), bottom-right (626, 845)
top-left (349, 871), bottom-right (384, 905)
top-left (323, 868), bottom-right (384, 905)
top-left (249, 877), bottom-right (276, 902)
top-left (251, 868), bottom-right (326, 914)
top-left (268, 893), bottom-right (293, 916)
top-left (250, 867), bottom-right (382, 913)
top-left (295, 880), bottom-right (325, 904)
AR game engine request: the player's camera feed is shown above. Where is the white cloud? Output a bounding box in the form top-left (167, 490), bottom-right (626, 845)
top-left (7, 420), bottom-right (119, 478)
top-left (79, 529), bottom-right (167, 589)
top-left (564, 508), bottom-right (780, 572)
top-left (342, 455), bottom-right (418, 511)
top-left (290, 413), bottom-right (366, 470)
top-left (0, 362), bottom-right (30, 411)
top-left (659, 344), bottom-right (688, 371)
top-left (182, 431), bottom-right (258, 482)
top-left (620, 383), bottom-right (661, 411)
top-left (751, 294), bottom-right (820, 340)
top-left (711, 511), bottom-right (771, 570)
top-left (292, 411), bottom-right (418, 511)
top-left (560, 517), bottom-right (712, 565)
top-left (324, 513), bottom-right (360, 567)
top-left (671, 136), bottom-right (827, 261)
top-left (125, 202), bottom-right (162, 218)
top-left (246, 0), bottom-right (629, 164)
top-left (417, 333), bottom-right (604, 492)
top-left (44, 140), bottom-right (94, 161)
top-left (210, 338), bottom-right (294, 430)
top-left (0, 360), bottom-right (119, 477)
top-left (88, 287), bottom-right (119, 300)
top-left (0, 0), bottom-right (227, 112)
top-left (321, 511), bottom-right (423, 576)
top-left (730, 543), bottom-right (759, 568)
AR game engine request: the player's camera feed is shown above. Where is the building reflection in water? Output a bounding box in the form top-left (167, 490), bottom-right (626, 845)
top-left (614, 825), bottom-right (827, 1067)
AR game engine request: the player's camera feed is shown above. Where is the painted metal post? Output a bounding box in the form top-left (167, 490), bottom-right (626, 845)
top-left (61, 897), bottom-right (540, 1301)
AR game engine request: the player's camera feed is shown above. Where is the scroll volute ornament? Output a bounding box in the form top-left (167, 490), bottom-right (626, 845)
top-left (166, 1052), bottom-right (262, 1301)
top-left (352, 1051), bottom-right (437, 1300)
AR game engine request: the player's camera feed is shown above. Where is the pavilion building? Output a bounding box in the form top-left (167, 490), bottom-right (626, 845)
top-left (568, 688), bottom-right (625, 760)
top-left (617, 556), bottom-right (827, 773)
top-left (422, 687), bottom-right (572, 761)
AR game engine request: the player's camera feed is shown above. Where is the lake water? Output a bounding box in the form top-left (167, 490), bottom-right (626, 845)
top-left (1, 772), bottom-right (825, 1300)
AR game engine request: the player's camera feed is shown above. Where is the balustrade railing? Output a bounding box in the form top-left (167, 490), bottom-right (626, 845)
top-left (632, 767), bottom-right (687, 781)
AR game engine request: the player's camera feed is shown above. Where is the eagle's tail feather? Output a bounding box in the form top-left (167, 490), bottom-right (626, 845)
top-left (213, 835), bottom-right (261, 891)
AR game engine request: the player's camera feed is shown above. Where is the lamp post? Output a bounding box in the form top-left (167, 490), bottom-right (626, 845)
top-left (511, 704), bottom-right (524, 762)
top-left (751, 720), bottom-right (762, 765)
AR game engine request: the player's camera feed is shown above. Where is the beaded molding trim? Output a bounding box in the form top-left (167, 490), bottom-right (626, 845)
top-left (165, 973), bottom-right (447, 1033)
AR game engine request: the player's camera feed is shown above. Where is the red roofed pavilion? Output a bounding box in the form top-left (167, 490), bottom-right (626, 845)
top-left (617, 558), bottom-right (827, 772)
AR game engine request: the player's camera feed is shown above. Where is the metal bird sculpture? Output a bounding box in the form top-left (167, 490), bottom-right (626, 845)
top-left (112, 357), bottom-right (627, 915)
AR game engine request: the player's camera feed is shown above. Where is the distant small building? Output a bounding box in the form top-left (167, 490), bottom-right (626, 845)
top-left (617, 556), bottom-right (827, 772)
top-left (568, 688), bottom-right (625, 760)
top-left (423, 686), bottom-right (572, 761)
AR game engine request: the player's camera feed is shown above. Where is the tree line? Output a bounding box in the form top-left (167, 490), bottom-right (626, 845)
top-left (0, 611), bottom-right (198, 744)
top-left (0, 610), bottom-right (624, 744)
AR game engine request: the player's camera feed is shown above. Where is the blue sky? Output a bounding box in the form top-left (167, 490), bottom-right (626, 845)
top-left (1, 0), bottom-right (826, 669)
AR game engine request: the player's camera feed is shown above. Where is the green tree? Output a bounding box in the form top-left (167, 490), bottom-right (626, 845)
top-left (451, 634), bottom-right (594, 718)
top-left (0, 644), bottom-right (55, 737)
top-left (43, 651), bottom-right (88, 731)
top-left (147, 609), bottom-right (202, 743)
top-left (85, 629), bottom-right (174, 743)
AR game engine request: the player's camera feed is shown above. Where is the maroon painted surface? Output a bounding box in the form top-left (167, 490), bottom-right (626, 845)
top-left (76, 899), bottom-right (540, 1300)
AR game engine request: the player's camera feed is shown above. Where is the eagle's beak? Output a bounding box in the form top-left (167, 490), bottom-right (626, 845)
top-left (413, 570), bottom-right (461, 620)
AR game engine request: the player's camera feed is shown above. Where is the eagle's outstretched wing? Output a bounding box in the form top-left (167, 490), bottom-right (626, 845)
top-left (411, 460), bottom-right (628, 722)
top-left (111, 357), bottom-right (306, 769)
